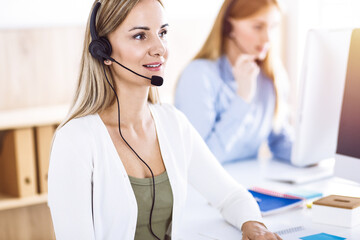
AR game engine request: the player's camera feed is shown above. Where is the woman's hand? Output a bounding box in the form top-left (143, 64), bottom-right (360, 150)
top-left (241, 221), bottom-right (282, 240)
top-left (232, 54), bottom-right (260, 103)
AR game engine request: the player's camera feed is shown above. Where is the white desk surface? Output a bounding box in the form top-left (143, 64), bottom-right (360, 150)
top-left (178, 159), bottom-right (360, 240)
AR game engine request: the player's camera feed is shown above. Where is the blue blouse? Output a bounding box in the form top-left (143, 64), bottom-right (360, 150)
top-left (174, 55), bottom-right (293, 163)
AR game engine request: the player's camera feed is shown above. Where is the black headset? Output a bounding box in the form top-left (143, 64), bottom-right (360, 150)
top-left (88, 2), bottom-right (113, 61)
top-left (88, 2), bottom-right (162, 240)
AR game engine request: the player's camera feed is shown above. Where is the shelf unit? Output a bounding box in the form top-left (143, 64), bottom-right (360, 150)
top-left (0, 193), bottom-right (48, 211)
top-left (0, 105), bottom-right (69, 131)
top-left (0, 104), bottom-right (69, 240)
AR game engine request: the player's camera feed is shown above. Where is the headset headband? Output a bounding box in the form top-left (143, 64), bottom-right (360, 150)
top-left (90, 2), bottom-right (101, 41)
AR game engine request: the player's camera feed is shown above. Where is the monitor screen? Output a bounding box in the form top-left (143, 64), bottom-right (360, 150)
top-left (335, 28), bottom-right (360, 183)
top-left (336, 29), bottom-right (360, 159)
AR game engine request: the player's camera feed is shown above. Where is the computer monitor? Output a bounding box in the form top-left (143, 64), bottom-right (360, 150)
top-left (334, 29), bottom-right (360, 183)
top-left (291, 29), bottom-right (353, 167)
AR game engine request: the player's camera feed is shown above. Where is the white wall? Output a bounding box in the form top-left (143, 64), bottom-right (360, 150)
top-left (282, 0), bottom-right (360, 89)
top-left (0, 0), bottom-right (223, 38)
top-left (0, 0), bottom-right (222, 28)
top-left (0, 0), bottom-right (92, 29)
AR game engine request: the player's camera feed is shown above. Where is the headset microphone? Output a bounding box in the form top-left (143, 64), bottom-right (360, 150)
top-left (149, 76), bottom-right (163, 87)
top-left (88, 2), bottom-right (163, 87)
top-left (112, 58), bottom-right (164, 87)
top-left (113, 59), bottom-right (163, 86)
top-left (95, 50), bottom-right (164, 87)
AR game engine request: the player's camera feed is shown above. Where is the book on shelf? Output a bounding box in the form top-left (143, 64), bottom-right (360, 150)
top-left (35, 125), bottom-right (56, 193)
top-left (0, 128), bottom-right (38, 197)
top-left (248, 187), bottom-right (304, 216)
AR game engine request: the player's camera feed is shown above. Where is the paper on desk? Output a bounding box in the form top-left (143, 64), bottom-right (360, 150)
top-left (270, 225), bottom-right (318, 240)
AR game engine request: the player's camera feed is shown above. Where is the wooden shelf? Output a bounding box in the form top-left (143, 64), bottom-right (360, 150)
top-left (0, 193), bottom-right (48, 211)
top-left (0, 104), bottom-right (69, 130)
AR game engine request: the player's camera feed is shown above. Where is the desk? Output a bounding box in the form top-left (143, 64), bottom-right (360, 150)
top-left (178, 159), bottom-right (360, 240)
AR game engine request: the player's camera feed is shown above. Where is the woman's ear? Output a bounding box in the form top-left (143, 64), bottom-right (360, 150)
top-left (104, 59), bottom-right (112, 65)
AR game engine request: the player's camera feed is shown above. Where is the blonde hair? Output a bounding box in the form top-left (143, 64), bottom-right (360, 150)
top-left (195, 0), bottom-right (287, 120)
top-left (62, 0), bottom-right (162, 127)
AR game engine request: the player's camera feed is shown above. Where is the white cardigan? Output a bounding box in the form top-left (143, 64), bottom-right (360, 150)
top-left (48, 103), bottom-right (262, 240)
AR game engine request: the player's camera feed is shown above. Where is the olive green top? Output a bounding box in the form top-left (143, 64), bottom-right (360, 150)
top-left (128, 171), bottom-right (173, 240)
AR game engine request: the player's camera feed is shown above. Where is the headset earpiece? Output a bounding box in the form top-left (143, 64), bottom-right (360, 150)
top-left (89, 37), bottom-right (112, 61)
top-left (223, 19), bottom-right (233, 37)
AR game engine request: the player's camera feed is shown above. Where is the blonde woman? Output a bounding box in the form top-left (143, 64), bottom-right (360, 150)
top-left (48, 0), bottom-right (282, 239)
top-left (175, 0), bottom-right (293, 164)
